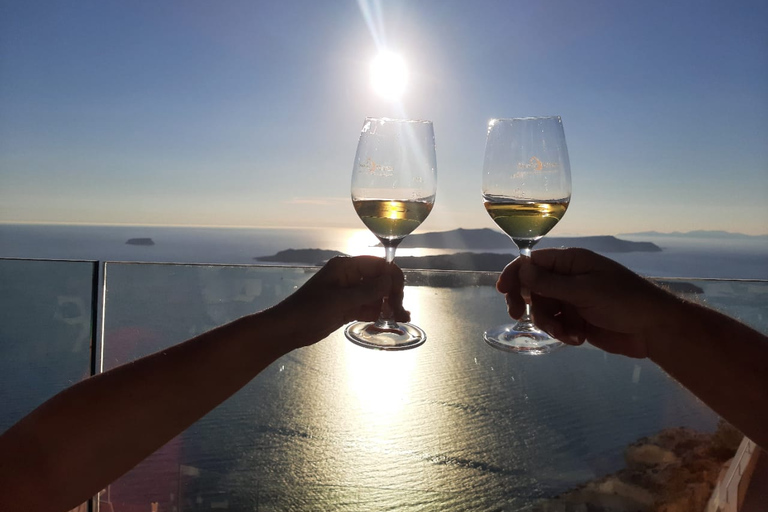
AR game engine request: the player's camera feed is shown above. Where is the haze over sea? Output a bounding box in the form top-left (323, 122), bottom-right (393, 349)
top-left (2, 223), bottom-right (767, 510)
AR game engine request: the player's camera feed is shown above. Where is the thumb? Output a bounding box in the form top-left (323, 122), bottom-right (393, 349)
top-left (519, 260), bottom-right (584, 306)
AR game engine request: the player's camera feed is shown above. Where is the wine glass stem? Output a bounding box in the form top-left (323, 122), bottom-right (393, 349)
top-left (384, 245), bottom-right (397, 264)
top-left (374, 242), bottom-right (401, 329)
top-left (519, 247), bottom-right (534, 326)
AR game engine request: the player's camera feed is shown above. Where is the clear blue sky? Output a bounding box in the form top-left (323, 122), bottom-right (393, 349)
top-left (1, 0), bottom-right (767, 235)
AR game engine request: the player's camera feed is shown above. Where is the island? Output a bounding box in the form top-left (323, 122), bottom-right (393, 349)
top-left (393, 228), bottom-right (662, 253)
top-left (619, 230), bottom-right (768, 241)
top-left (125, 237), bottom-right (155, 246)
top-left (253, 230), bottom-right (663, 272)
top-left (254, 248), bottom-right (521, 270)
top-left (254, 248), bottom-right (347, 265)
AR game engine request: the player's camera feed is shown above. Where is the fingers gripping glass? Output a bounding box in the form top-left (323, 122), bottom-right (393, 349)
top-left (345, 118), bottom-right (437, 350)
top-left (482, 116), bottom-right (572, 354)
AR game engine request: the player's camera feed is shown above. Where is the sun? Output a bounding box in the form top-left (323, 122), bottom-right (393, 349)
top-left (343, 229), bottom-right (379, 256)
top-left (370, 51), bottom-right (408, 101)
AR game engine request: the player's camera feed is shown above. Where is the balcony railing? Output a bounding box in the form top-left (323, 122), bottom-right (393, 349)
top-left (1, 258), bottom-right (766, 511)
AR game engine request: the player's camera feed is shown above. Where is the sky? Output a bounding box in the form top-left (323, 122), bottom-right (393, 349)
top-left (1, 0), bottom-right (767, 236)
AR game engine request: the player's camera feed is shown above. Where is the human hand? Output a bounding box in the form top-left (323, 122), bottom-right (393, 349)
top-left (497, 248), bottom-right (678, 358)
top-left (272, 256), bottom-right (409, 348)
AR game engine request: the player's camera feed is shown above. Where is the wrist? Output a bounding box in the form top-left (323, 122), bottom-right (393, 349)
top-left (258, 299), bottom-right (327, 352)
top-left (644, 292), bottom-right (698, 366)
top-left (237, 308), bottom-right (299, 359)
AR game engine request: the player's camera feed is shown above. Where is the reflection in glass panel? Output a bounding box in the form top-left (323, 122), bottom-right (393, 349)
top-left (0, 259), bottom-right (95, 434)
top-left (101, 262), bottom-right (319, 511)
top-left (101, 262), bottom-right (767, 510)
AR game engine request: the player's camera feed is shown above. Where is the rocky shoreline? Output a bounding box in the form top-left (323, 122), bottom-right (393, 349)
top-left (397, 229), bottom-right (662, 253)
top-left (533, 421), bottom-right (742, 512)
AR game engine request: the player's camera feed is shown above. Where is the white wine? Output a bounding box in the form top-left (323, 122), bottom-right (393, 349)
top-left (484, 197), bottom-right (569, 241)
top-left (353, 199), bottom-right (433, 242)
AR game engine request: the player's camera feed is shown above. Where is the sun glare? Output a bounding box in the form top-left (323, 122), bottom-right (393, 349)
top-left (344, 229), bottom-right (380, 256)
top-left (344, 341), bottom-right (418, 420)
top-left (370, 51), bottom-right (408, 101)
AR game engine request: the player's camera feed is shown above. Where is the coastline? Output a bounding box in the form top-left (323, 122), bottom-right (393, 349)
top-left (534, 422), bottom-right (742, 512)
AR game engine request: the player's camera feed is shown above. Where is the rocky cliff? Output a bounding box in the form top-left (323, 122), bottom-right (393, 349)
top-left (534, 421), bottom-right (742, 512)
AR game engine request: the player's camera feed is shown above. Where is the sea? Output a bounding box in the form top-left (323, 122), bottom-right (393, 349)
top-left (1, 223), bottom-right (767, 511)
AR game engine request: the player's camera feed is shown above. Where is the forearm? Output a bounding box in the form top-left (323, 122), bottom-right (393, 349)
top-left (0, 308), bottom-right (296, 512)
top-left (648, 299), bottom-right (768, 449)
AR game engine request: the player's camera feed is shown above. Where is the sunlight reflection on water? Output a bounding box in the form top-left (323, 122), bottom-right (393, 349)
top-left (343, 340), bottom-right (419, 422)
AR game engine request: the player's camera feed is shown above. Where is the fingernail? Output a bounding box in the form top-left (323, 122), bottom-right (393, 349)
top-left (556, 329), bottom-right (583, 345)
top-left (540, 322), bottom-right (558, 339)
top-left (561, 334), bottom-right (581, 345)
top-left (546, 324), bottom-right (577, 346)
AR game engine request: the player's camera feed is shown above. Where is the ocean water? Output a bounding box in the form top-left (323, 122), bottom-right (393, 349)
top-left (0, 223), bottom-right (365, 265)
top-left (1, 224), bottom-right (767, 510)
top-left (611, 235), bottom-right (768, 280)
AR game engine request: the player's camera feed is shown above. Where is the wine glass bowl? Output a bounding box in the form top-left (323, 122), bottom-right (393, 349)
top-left (345, 118), bottom-right (437, 350)
top-left (482, 116), bottom-right (572, 354)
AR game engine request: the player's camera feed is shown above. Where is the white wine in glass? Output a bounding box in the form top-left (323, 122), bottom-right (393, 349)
top-left (353, 199), bottom-right (433, 242)
top-left (482, 116), bottom-right (572, 354)
top-left (345, 118), bottom-right (437, 350)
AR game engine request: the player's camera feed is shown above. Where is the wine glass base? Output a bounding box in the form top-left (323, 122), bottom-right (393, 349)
top-left (345, 321), bottom-right (426, 351)
top-left (483, 324), bottom-right (565, 355)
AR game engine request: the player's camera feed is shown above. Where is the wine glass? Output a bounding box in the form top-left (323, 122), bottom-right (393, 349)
top-left (345, 117), bottom-right (437, 350)
top-left (482, 116), bottom-right (572, 354)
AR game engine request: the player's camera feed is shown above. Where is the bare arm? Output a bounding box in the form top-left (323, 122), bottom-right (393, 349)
top-left (498, 248), bottom-right (768, 449)
top-left (0, 256), bottom-right (408, 512)
top-left (648, 298), bottom-right (768, 451)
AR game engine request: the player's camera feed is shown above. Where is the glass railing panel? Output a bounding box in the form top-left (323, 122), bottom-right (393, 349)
top-left (100, 262), bottom-right (319, 511)
top-left (0, 259), bottom-right (96, 434)
top-left (659, 278), bottom-right (768, 334)
top-left (100, 263), bottom-right (767, 511)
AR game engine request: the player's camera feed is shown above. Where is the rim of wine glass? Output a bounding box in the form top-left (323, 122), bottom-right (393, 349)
top-left (364, 116), bottom-right (433, 124)
top-left (490, 115), bottom-right (562, 123)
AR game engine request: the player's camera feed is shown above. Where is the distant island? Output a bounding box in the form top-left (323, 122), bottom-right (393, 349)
top-left (255, 248), bottom-right (517, 270)
top-left (255, 248), bottom-right (520, 271)
top-left (620, 230), bottom-right (768, 240)
top-left (385, 229), bottom-right (662, 253)
top-left (254, 230), bottom-right (663, 270)
top-left (125, 237), bottom-right (155, 246)
top-left (255, 248), bottom-right (347, 264)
